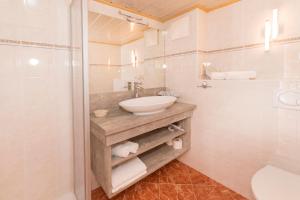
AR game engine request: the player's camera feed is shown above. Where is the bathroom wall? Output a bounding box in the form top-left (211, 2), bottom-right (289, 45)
top-left (0, 1), bottom-right (75, 200)
top-left (205, 0), bottom-right (300, 80)
top-left (165, 1), bottom-right (300, 199)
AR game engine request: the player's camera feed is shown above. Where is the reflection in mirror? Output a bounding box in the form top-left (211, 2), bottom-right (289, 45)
top-left (88, 11), bottom-right (165, 94)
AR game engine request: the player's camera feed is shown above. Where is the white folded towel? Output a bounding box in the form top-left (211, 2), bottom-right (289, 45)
top-left (112, 158), bottom-right (147, 190)
top-left (112, 170), bottom-right (146, 193)
top-left (206, 68), bottom-right (257, 80)
top-left (206, 70), bottom-right (226, 80)
top-left (225, 71), bottom-right (256, 80)
top-left (112, 141), bottom-right (139, 158)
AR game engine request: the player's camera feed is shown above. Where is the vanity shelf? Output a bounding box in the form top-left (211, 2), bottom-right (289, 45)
top-left (91, 102), bottom-right (196, 198)
top-left (109, 144), bottom-right (189, 195)
top-left (112, 127), bottom-right (185, 167)
top-left (140, 144), bottom-right (188, 173)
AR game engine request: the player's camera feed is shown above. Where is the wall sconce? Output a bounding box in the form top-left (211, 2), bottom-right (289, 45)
top-left (131, 50), bottom-right (137, 67)
top-left (264, 9), bottom-right (279, 51)
top-left (107, 57), bottom-right (111, 66)
top-left (130, 22), bottom-right (135, 32)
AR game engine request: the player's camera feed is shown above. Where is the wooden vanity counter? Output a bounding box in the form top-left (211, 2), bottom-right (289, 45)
top-left (91, 102), bottom-right (196, 145)
top-left (91, 102), bottom-right (196, 198)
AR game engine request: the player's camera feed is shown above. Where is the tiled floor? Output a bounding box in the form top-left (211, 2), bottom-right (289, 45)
top-left (92, 160), bottom-right (248, 200)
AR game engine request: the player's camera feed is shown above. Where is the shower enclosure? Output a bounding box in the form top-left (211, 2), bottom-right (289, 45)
top-left (0, 0), bottom-right (90, 200)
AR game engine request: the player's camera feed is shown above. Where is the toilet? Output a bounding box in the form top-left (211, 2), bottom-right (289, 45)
top-left (251, 165), bottom-right (300, 200)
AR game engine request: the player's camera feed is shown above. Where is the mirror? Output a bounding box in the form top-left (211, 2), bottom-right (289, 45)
top-left (88, 12), bottom-right (166, 94)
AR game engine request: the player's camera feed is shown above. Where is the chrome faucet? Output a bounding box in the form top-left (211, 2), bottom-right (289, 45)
top-left (133, 81), bottom-right (143, 98)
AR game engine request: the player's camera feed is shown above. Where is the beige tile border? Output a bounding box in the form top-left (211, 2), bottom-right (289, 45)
top-left (143, 36), bottom-right (300, 60)
top-left (90, 36), bottom-right (300, 68)
top-left (0, 38), bottom-right (80, 50)
top-left (3, 35), bottom-right (299, 57)
top-left (143, 50), bottom-right (201, 62)
top-left (205, 36), bottom-right (300, 54)
top-left (89, 64), bottom-right (123, 67)
top-left (90, 62), bottom-right (151, 68)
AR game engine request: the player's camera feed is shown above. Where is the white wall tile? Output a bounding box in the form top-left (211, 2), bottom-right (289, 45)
top-left (0, 1), bottom-right (74, 199)
top-left (165, 1), bottom-right (300, 199)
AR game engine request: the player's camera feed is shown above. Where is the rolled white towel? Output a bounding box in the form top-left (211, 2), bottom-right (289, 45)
top-left (112, 143), bottom-right (130, 158)
top-left (126, 141), bottom-right (139, 154)
top-left (112, 158), bottom-right (147, 190)
top-left (112, 141), bottom-right (139, 158)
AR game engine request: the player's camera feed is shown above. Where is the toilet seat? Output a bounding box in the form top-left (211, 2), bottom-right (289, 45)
top-left (251, 165), bottom-right (300, 200)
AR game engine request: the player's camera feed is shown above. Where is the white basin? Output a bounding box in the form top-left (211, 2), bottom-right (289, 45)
top-left (119, 96), bottom-right (177, 116)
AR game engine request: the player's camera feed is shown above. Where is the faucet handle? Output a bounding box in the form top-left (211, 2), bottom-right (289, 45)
top-left (134, 80), bottom-right (143, 87)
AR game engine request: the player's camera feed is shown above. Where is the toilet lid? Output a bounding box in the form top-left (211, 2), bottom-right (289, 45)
top-left (251, 165), bottom-right (300, 200)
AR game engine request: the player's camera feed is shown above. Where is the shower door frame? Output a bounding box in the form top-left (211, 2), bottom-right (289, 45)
top-left (72, 0), bottom-right (91, 200)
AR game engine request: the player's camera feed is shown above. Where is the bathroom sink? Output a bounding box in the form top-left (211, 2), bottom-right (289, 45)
top-left (119, 96), bottom-right (177, 115)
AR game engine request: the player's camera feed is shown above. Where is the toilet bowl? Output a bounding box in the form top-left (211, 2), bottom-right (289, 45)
top-left (251, 165), bottom-right (300, 200)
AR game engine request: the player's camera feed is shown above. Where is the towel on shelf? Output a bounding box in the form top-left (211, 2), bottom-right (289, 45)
top-left (112, 144), bottom-right (130, 158)
top-left (205, 67), bottom-right (257, 80)
top-left (112, 170), bottom-right (146, 193)
top-left (112, 157), bottom-right (147, 192)
top-left (225, 71), bottom-right (256, 80)
top-left (127, 141), bottom-right (139, 154)
top-left (112, 141), bottom-right (139, 158)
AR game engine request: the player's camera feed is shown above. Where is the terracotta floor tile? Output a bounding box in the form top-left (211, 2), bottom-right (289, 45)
top-left (112, 194), bottom-right (126, 200)
top-left (141, 170), bottom-right (160, 183)
top-left (91, 160), bottom-right (249, 200)
top-left (123, 184), bottom-right (144, 200)
top-left (177, 184), bottom-right (196, 200)
top-left (159, 162), bottom-right (191, 184)
top-left (215, 183), bottom-right (239, 199)
top-left (135, 182), bottom-right (159, 200)
top-left (230, 193), bottom-right (249, 200)
top-left (193, 184), bottom-right (215, 200)
top-left (159, 184), bottom-right (178, 200)
top-left (159, 173), bottom-right (191, 184)
top-left (205, 188), bottom-right (234, 200)
top-left (92, 188), bottom-right (125, 200)
top-left (91, 188), bottom-right (107, 200)
top-left (161, 160), bottom-right (190, 175)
